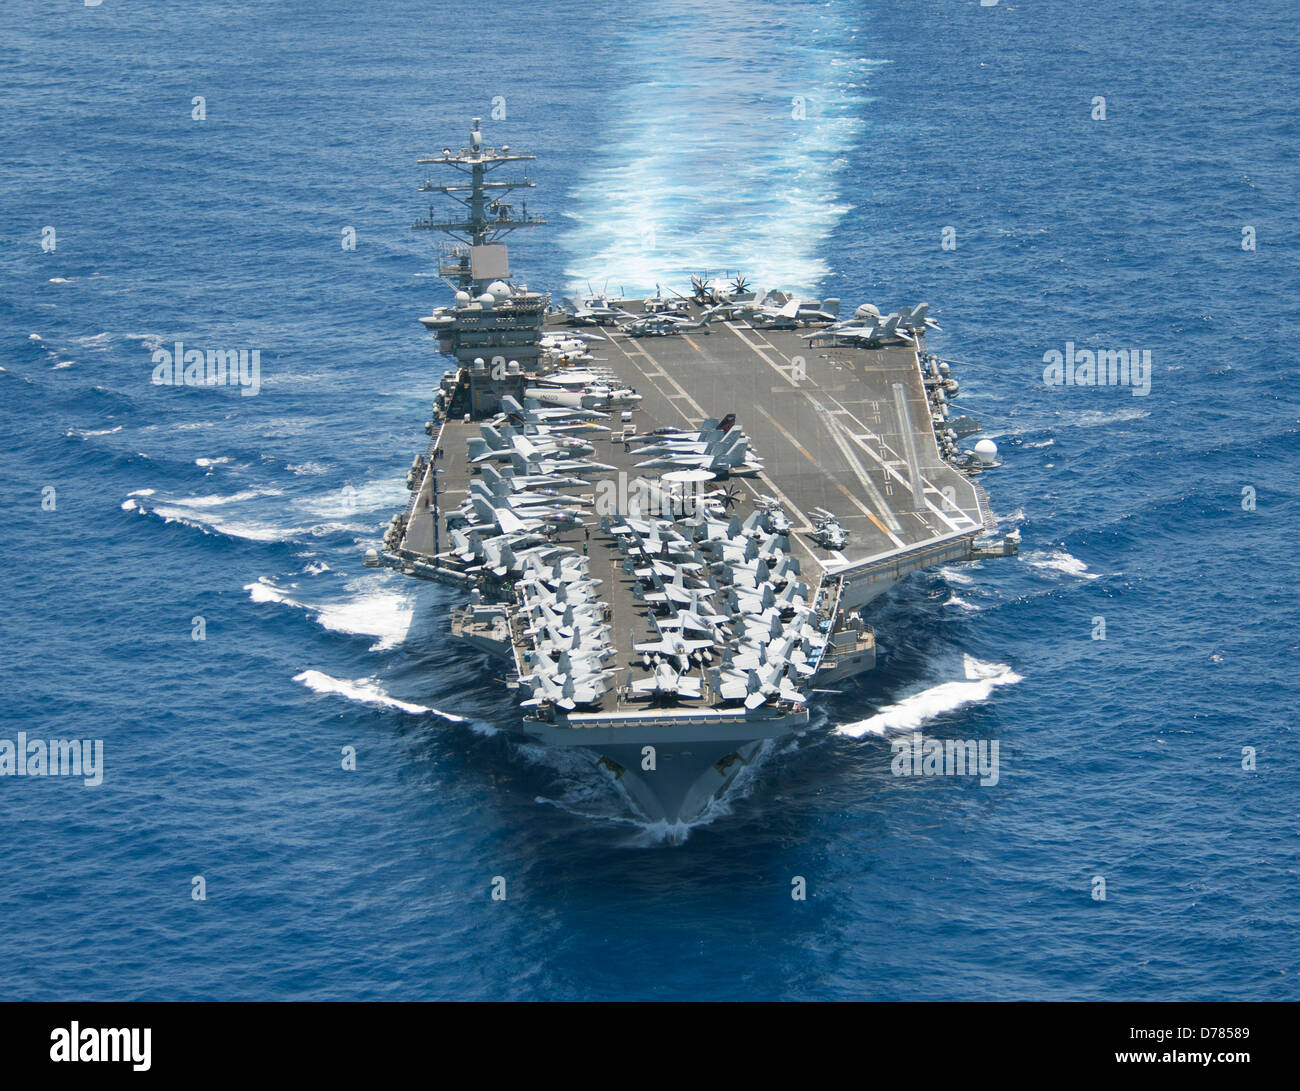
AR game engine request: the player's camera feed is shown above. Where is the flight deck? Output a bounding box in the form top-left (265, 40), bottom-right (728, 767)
top-left (564, 300), bottom-right (993, 581)
top-left (395, 295), bottom-right (1000, 716)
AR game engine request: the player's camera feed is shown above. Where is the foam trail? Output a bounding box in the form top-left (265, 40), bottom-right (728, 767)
top-left (68, 425), bottom-right (124, 438)
top-left (290, 479), bottom-right (409, 520)
top-left (1023, 549), bottom-right (1099, 580)
top-left (137, 501), bottom-right (299, 543)
top-left (245, 572), bottom-right (441, 652)
top-left (166, 488), bottom-right (283, 509)
top-left (837, 655), bottom-right (1021, 738)
top-left (1064, 408), bottom-right (1149, 428)
top-left (293, 670), bottom-right (465, 721)
top-left (559, 0), bottom-right (880, 294)
top-left (314, 580), bottom-right (422, 650)
top-left (246, 579), bottom-right (293, 605)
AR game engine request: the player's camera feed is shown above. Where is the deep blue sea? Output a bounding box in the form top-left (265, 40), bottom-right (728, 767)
top-left (2, 0), bottom-right (1297, 1001)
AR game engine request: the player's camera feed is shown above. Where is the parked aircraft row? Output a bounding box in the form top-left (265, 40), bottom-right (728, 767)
top-left (527, 365), bottom-right (643, 410)
top-left (602, 495), bottom-right (829, 710)
top-left (559, 280), bottom-right (848, 336)
top-left (626, 415), bottom-right (763, 478)
top-left (517, 555), bottom-right (614, 711)
top-left (802, 302), bottom-right (941, 348)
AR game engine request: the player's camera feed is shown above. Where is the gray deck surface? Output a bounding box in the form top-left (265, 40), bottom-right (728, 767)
top-left (549, 301), bottom-right (985, 570)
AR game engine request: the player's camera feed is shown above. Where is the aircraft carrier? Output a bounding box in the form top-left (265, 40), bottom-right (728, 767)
top-left (369, 120), bottom-right (1018, 829)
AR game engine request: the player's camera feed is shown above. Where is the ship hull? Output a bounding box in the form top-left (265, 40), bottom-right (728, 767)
top-left (593, 739), bottom-right (768, 826)
top-left (521, 708), bottom-right (807, 826)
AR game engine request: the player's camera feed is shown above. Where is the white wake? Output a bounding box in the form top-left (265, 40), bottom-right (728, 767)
top-left (293, 670), bottom-right (465, 722)
top-left (836, 654), bottom-right (1021, 739)
top-left (558, 0), bottom-right (881, 294)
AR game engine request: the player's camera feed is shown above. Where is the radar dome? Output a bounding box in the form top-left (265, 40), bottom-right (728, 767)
top-left (974, 439), bottom-right (998, 464)
top-left (487, 280), bottom-right (510, 296)
top-left (454, 291), bottom-right (471, 305)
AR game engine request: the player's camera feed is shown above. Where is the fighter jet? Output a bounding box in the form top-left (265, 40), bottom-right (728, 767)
top-left (639, 567), bottom-right (703, 607)
top-left (520, 673), bottom-right (607, 711)
top-left (629, 662), bottom-right (704, 701)
top-left (479, 463), bottom-right (591, 494)
top-left (656, 605), bottom-right (730, 641)
top-left (499, 394), bottom-right (609, 426)
top-left (558, 296), bottom-right (634, 326)
top-left (617, 307), bottom-right (721, 337)
top-left (507, 451), bottom-right (617, 478)
top-left (469, 479), bottom-right (588, 511)
top-left (748, 295), bottom-right (840, 328)
top-left (710, 661), bottom-right (806, 710)
top-left (463, 494), bottom-right (582, 537)
top-left (634, 632), bottom-right (714, 672)
top-left (802, 313), bottom-right (914, 347)
top-left (635, 431), bottom-right (757, 476)
top-left (714, 289), bottom-right (838, 329)
top-left (897, 302), bottom-right (941, 334)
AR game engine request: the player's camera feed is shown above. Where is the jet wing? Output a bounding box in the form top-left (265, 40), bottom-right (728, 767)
top-left (495, 506), bottom-right (529, 536)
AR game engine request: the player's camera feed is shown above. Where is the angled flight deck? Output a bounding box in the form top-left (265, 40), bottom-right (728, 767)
top-left (544, 300), bottom-right (994, 609)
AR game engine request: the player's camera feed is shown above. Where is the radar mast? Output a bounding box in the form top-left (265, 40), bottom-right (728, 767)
top-left (413, 117), bottom-right (546, 293)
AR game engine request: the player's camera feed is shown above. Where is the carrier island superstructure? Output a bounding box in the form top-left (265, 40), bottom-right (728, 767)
top-left (369, 120), bottom-right (1018, 827)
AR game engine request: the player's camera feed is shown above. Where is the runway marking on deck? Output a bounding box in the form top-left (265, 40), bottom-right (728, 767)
top-left (833, 483), bottom-right (892, 538)
top-left (730, 319), bottom-right (910, 545)
top-left (769, 332), bottom-right (972, 539)
top-left (745, 406), bottom-right (842, 534)
top-left (606, 336), bottom-right (709, 421)
top-left (727, 322), bottom-right (798, 383)
top-left (814, 405), bottom-right (906, 542)
top-left (753, 404), bottom-right (815, 462)
top-left (816, 390), bottom-right (972, 536)
top-left (861, 508), bottom-right (893, 537)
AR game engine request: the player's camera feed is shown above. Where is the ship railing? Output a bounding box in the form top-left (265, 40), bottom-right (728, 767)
top-left (565, 712), bottom-right (739, 730)
top-left (394, 414), bottom-right (449, 534)
top-left (810, 576), bottom-right (848, 681)
top-left (971, 482), bottom-right (999, 532)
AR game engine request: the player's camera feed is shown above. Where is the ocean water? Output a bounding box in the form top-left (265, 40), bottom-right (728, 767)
top-left (1, 0), bottom-right (1297, 1001)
